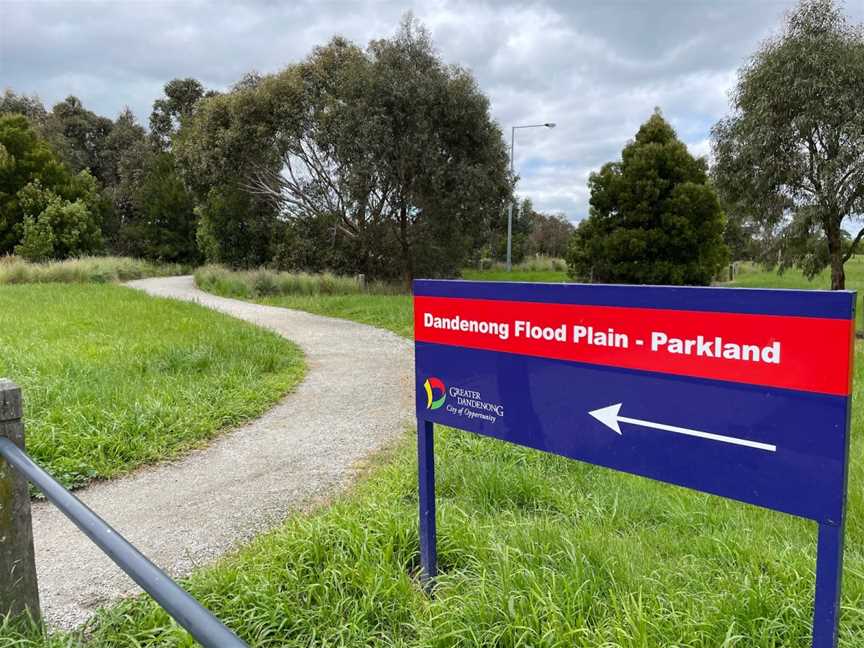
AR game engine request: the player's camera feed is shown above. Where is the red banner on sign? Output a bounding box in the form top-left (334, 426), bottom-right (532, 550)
top-left (414, 296), bottom-right (854, 396)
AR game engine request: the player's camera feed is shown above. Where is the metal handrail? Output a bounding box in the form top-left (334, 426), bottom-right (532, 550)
top-left (0, 437), bottom-right (247, 648)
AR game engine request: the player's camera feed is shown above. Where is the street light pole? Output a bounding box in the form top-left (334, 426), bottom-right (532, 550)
top-left (506, 122), bottom-right (556, 271)
top-left (506, 127), bottom-right (515, 273)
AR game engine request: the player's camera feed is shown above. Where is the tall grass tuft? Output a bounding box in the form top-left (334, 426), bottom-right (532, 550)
top-left (479, 255), bottom-right (568, 273)
top-left (0, 256), bottom-right (187, 284)
top-left (194, 265), bottom-right (403, 299)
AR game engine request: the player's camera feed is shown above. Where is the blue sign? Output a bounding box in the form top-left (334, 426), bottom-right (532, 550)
top-left (413, 280), bottom-right (855, 648)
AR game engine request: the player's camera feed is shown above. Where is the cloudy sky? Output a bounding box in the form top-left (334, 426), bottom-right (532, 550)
top-left (2, 0), bottom-right (863, 221)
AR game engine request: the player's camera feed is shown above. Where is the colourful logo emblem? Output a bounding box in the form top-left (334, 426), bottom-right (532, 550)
top-left (424, 377), bottom-right (446, 410)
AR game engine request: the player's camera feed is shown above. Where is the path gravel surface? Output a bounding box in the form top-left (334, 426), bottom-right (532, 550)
top-left (31, 275), bottom-right (414, 629)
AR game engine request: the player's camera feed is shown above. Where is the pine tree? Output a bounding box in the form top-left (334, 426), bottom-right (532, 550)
top-left (567, 111), bottom-right (727, 285)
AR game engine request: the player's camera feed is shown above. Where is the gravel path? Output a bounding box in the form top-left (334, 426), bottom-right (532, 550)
top-left (31, 275), bottom-right (414, 629)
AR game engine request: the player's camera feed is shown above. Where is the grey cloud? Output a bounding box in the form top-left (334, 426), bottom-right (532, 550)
top-left (2, 0), bottom-right (862, 222)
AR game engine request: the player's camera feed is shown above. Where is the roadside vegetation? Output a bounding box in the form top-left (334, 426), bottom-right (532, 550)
top-left (0, 255), bottom-right (186, 284)
top-left (3, 262), bottom-right (861, 646)
top-left (1, 245), bottom-right (859, 645)
top-left (0, 284), bottom-right (304, 489)
top-left (195, 265), bottom-right (414, 337)
top-left (195, 255), bottom-right (862, 349)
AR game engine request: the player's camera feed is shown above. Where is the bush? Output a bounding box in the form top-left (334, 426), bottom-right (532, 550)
top-left (14, 195), bottom-right (102, 261)
top-left (14, 216), bottom-right (55, 261)
top-left (568, 112), bottom-right (727, 286)
top-left (194, 265), bottom-right (403, 299)
top-left (0, 255), bottom-right (187, 284)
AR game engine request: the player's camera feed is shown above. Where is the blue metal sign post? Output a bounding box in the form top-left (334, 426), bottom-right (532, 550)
top-left (417, 419), bottom-right (437, 585)
top-left (413, 280), bottom-right (855, 646)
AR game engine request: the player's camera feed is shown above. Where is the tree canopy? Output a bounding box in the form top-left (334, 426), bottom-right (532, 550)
top-left (712, 0), bottom-right (864, 289)
top-left (0, 113), bottom-right (102, 259)
top-left (150, 78), bottom-right (207, 151)
top-left (567, 111), bottom-right (727, 285)
top-left (0, 17), bottom-right (525, 275)
top-left (177, 17), bottom-right (511, 281)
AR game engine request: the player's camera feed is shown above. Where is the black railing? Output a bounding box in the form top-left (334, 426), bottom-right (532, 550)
top-left (0, 381), bottom-right (247, 648)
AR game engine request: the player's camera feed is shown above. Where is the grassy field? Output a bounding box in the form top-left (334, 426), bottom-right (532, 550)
top-left (462, 267), bottom-right (569, 282)
top-left (0, 284), bottom-right (304, 489)
top-left (727, 257), bottom-right (864, 291)
top-left (6, 267), bottom-right (854, 647)
top-left (6, 265), bottom-right (862, 646)
top-left (22, 422), bottom-right (862, 647)
top-left (728, 258), bottom-right (864, 330)
top-left (463, 256), bottom-right (569, 283)
top-left (194, 265), bottom-right (414, 338)
top-left (258, 293), bottom-right (414, 339)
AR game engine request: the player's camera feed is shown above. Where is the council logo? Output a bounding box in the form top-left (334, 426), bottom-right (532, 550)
top-left (424, 377), bottom-right (446, 410)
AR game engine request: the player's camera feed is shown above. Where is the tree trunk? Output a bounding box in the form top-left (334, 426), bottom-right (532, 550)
top-left (826, 220), bottom-right (845, 290)
top-left (831, 256), bottom-right (845, 291)
top-left (398, 203), bottom-right (413, 291)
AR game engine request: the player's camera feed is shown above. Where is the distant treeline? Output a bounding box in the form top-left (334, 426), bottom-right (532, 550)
top-left (0, 16), bottom-right (571, 283)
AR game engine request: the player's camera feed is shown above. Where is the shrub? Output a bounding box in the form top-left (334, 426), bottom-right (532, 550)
top-left (14, 195), bottom-right (102, 261)
top-left (14, 216), bottom-right (55, 261)
top-left (251, 269), bottom-right (280, 296)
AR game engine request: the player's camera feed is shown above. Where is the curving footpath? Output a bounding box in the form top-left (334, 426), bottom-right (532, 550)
top-left (31, 275), bottom-right (414, 629)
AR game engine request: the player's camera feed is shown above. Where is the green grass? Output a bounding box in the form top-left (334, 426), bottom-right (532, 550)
top-left (7, 264), bottom-right (864, 646)
top-left (237, 258), bottom-right (863, 351)
top-left (0, 255), bottom-right (188, 284)
top-left (258, 294), bottom-right (414, 339)
top-left (193, 266), bottom-right (414, 336)
top-left (0, 284), bottom-right (304, 489)
top-left (728, 257), bottom-right (864, 329)
top-left (462, 268), bottom-right (569, 282)
top-left (17, 422), bottom-right (864, 647)
top-left (193, 260), bottom-right (573, 338)
top-left (195, 262), bottom-right (572, 340)
top-left (463, 256), bottom-right (569, 283)
top-left (726, 257), bottom-right (864, 291)
top-left (17, 409), bottom-right (863, 647)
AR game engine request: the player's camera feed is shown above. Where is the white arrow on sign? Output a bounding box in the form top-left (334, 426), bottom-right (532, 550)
top-left (588, 403), bottom-right (777, 453)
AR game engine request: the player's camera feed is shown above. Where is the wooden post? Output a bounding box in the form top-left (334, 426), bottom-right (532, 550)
top-left (0, 379), bottom-right (40, 623)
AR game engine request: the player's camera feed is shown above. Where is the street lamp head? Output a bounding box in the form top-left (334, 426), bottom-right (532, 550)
top-left (544, 123), bottom-right (556, 128)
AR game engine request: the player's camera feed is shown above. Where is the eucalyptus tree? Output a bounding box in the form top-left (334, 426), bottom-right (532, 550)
top-left (712, 0), bottom-right (864, 289)
top-left (0, 90), bottom-right (47, 123)
top-left (180, 17), bottom-right (511, 280)
top-left (150, 78), bottom-right (207, 151)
